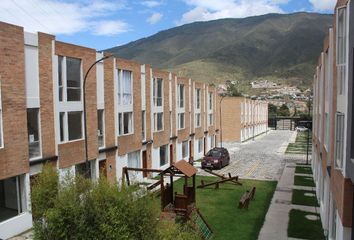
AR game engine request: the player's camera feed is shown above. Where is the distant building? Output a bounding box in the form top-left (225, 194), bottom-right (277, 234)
top-left (220, 97), bottom-right (268, 142)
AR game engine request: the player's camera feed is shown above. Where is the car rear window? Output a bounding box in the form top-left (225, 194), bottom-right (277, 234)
top-left (207, 150), bottom-right (221, 158)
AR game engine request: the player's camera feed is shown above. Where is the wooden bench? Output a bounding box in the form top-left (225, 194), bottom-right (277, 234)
top-left (238, 187), bottom-right (256, 209)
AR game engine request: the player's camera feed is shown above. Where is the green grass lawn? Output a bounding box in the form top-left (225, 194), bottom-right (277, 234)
top-left (294, 175), bottom-right (315, 187)
top-left (292, 189), bottom-right (319, 207)
top-left (288, 209), bottom-right (325, 239)
top-left (286, 132), bottom-right (312, 154)
top-left (295, 166), bottom-right (313, 174)
top-left (171, 176), bottom-right (277, 240)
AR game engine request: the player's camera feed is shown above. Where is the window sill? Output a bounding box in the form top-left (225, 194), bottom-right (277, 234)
top-left (153, 130), bottom-right (164, 133)
top-left (118, 132), bottom-right (134, 137)
top-left (60, 138), bottom-right (84, 144)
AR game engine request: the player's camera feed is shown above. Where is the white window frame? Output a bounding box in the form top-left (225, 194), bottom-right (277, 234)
top-left (159, 144), bottom-right (169, 166)
top-left (142, 110), bottom-right (146, 141)
top-left (198, 138), bottom-right (203, 153)
top-left (178, 113), bottom-right (185, 130)
top-left (182, 140), bottom-right (189, 159)
top-left (177, 84), bottom-right (184, 108)
top-left (334, 112), bottom-right (345, 169)
top-left (118, 112), bottom-right (134, 136)
top-left (58, 56), bottom-right (83, 102)
top-left (117, 69), bottom-right (133, 106)
top-left (154, 112), bottom-right (164, 132)
top-left (59, 111), bottom-right (84, 143)
top-left (27, 108), bottom-right (42, 159)
top-left (336, 6), bottom-right (347, 96)
top-left (195, 113), bottom-right (201, 128)
top-left (153, 78), bottom-right (163, 107)
top-left (97, 109), bottom-right (105, 149)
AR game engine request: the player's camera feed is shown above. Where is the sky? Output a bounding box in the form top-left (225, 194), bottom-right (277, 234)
top-left (0, 0), bottom-right (337, 50)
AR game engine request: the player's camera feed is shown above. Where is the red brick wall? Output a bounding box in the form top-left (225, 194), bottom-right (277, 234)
top-left (55, 41), bottom-right (98, 168)
top-left (38, 32), bottom-right (56, 158)
top-left (0, 22), bottom-right (29, 180)
top-left (116, 58), bottom-right (142, 156)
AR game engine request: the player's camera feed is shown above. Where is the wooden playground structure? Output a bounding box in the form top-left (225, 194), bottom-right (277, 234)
top-left (122, 160), bottom-right (213, 239)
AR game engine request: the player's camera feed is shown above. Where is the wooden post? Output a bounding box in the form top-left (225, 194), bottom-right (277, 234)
top-left (193, 174), bottom-right (196, 203)
top-left (160, 174), bottom-right (165, 211)
top-left (170, 174), bottom-right (174, 204)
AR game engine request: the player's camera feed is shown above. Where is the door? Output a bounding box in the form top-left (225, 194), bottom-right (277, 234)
top-left (169, 145), bottom-right (173, 165)
top-left (142, 150), bottom-right (147, 177)
top-left (189, 140), bottom-right (193, 163)
top-left (204, 137), bottom-right (206, 156)
top-left (99, 160), bottom-right (107, 178)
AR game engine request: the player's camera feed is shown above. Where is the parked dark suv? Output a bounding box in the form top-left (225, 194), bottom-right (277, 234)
top-left (201, 147), bottom-right (230, 169)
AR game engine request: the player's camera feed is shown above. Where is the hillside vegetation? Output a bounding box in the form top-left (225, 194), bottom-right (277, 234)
top-left (107, 13), bottom-right (332, 89)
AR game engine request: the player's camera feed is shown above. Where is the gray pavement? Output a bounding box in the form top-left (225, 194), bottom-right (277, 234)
top-left (197, 130), bottom-right (302, 181)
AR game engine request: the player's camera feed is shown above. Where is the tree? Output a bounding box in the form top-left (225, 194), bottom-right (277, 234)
top-left (277, 104), bottom-right (290, 116)
top-left (32, 166), bottom-right (199, 240)
top-left (268, 103), bottom-right (277, 117)
top-left (226, 81), bottom-right (242, 97)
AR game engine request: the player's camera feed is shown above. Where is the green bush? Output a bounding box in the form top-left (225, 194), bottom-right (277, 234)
top-left (32, 167), bottom-right (199, 240)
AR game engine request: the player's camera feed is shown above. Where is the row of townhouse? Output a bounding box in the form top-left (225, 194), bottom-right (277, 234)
top-left (312, 0), bottom-right (354, 239)
top-left (221, 97), bottom-right (268, 142)
top-left (0, 21), bottom-right (220, 239)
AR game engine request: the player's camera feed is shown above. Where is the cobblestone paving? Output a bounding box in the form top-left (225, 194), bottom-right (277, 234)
top-left (197, 130), bottom-right (308, 181)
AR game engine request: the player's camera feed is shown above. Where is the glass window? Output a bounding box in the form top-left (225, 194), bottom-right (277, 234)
top-left (178, 113), bottom-right (185, 129)
top-left (123, 112), bottom-right (132, 134)
top-left (67, 111), bottom-right (82, 141)
top-left (154, 112), bottom-right (163, 131)
top-left (97, 110), bottom-right (104, 148)
top-left (76, 162), bottom-right (91, 179)
top-left (337, 7), bottom-right (347, 95)
top-left (118, 70), bottom-right (132, 106)
top-left (160, 145), bottom-right (168, 166)
top-left (59, 112), bottom-right (65, 142)
top-left (0, 176), bottom-right (25, 222)
top-left (58, 56), bottom-right (63, 102)
top-left (178, 84), bottom-right (184, 108)
top-left (66, 57), bottom-right (81, 101)
top-left (198, 138), bottom-right (203, 153)
top-left (118, 112), bottom-right (133, 135)
top-left (195, 113), bottom-right (201, 128)
top-left (208, 113), bottom-right (213, 126)
top-left (27, 108), bottom-right (41, 159)
top-left (195, 88), bottom-right (201, 109)
top-left (335, 113), bottom-right (344, 169)
top-left (128, 151), bottom-right (141, 179)
top-left (209, 92), bottom-right (213, 110)
top-left (182, 141), bottom-right (188, 159)
top-left (142, 111), bottom-right (146, 140)
top-left (153, 78), bottom-right (163, 107)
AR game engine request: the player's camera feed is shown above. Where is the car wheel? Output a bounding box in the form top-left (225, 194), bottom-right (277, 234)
top-left (219, 162), bottom-right (222, 169)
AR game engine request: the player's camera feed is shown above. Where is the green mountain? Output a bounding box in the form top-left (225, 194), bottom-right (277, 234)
top-left (107, 12), bottom-right (332, 89)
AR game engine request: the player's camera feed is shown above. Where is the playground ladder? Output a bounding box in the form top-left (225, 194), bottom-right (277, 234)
top-left (189, 208), bottom-right (213, 240)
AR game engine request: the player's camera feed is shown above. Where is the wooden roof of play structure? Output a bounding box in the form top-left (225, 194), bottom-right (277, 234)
top-left (160, 160), bottom-right (197, 177)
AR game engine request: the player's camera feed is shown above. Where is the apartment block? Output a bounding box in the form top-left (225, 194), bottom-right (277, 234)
top-left (0, 22), bottom-right (220, 238)
top-left (221, 97), bottom-right (268, 142)
top-left (312, 0), bottom-right (354, 239)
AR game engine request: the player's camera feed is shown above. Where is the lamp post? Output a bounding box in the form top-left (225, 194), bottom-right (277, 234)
top-left (219, 94), bottom-right (226, 148)
top-left (83, 54), bottom-right (113, 177)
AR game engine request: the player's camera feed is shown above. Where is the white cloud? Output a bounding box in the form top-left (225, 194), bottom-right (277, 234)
top-left (309, 0), bottom-right (336, 11)
top-left (0, 0), bottom-right (129, 36)
top-left (147, 12), bottom-right (163, 24)
top-left (141, 1), bottom-right (162, 8)
top-left (178, 0), bottom-right (287, 25)
top-left (93, 20), bottom-right (130, 36)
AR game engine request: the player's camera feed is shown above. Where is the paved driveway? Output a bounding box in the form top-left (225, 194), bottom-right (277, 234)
top-left (197, 130), bottom-right (298, 181)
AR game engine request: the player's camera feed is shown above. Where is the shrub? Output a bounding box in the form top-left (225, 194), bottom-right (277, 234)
top-left (32, 167), bottom-right (199, 240)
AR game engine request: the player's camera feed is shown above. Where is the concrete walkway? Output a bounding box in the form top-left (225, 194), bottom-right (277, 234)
top-left (258, 162), bottom-right (318, 240)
